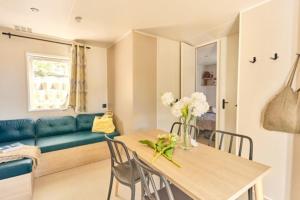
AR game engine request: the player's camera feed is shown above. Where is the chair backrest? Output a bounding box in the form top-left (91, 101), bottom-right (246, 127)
top-left (170, 122), bottom-right (198, 140)
top-left (209, 130), bottom-right (253, 160)
top-left (132, 152), bottom-right (175, 200)
top-left (105, 135), bottom-right (135, 181)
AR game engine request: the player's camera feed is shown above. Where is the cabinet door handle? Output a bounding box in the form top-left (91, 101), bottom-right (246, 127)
top-left (222, 99), bottom-right (229, 109)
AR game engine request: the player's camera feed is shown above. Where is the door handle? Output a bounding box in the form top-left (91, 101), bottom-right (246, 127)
top-left (222, 99), bottom-right (229, 109)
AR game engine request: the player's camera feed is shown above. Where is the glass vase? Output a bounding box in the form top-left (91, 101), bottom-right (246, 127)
top-left (179, 123), bottom-right (193, 150)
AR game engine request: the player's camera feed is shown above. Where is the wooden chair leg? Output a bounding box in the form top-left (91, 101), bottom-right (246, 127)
top-left (114, 181), bottom-right (119, 197)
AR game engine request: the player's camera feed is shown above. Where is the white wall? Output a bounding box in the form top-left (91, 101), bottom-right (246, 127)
top-left (156, 37), bottom-right (180, 131)
top-left (237, 0), bottom-right (297, 199)
top-left (85, 46), bottom-right (108, 113)
top-left (0, 28), bottom-right (108, 120)
top-left (181, 42), bottom-right (195, 97)
top-left (107, 32), bottom-right (157, 134)
top-left (133, 32), bottom-right (157, 131)
top-left (196, 63), bottom-right (205, 91)
top-left (107, 33), bottom-right (134, 134)
top-left (291, 0), bottom-right (300, 199)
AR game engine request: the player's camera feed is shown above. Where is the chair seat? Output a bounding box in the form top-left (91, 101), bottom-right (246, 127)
top-left (145, 184), bottom-right (193, 200)
top-left (113, 160), bottom-right (140, 185)
top-left (37, 131), bottom-right (119, 153)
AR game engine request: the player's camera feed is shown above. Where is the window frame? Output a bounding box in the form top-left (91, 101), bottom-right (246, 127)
top-left (26, 52), bottom-right (71, 112)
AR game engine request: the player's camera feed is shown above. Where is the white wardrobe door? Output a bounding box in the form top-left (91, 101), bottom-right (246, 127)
top-left (181, 42), bottom-right (196, 97)
top-left (157, 38), bottom-right (180, 131)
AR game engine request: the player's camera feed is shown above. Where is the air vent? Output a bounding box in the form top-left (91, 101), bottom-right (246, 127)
top-left (14, 25), bottom-right (32, 33)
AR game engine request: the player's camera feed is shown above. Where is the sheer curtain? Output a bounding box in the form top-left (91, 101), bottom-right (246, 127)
top-left (69, 44), bottom-right (87, 112)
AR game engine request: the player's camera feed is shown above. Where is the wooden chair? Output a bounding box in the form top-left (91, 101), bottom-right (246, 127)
top-left (170, 122), bottom-right (198, 140)
top-left (132, 151), bottom-right (192, 200)
top-left (105, 135), bottom-right (140, 200)
top-left (209, 130), bottom-right (254, 200)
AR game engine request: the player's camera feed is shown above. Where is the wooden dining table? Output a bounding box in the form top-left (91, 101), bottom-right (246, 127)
top-left (117, 129), bottom-right (271, 200)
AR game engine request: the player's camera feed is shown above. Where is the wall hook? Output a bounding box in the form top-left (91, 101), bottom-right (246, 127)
top-left (249, 57), bottom-right (256, 63)
top-left (270, 53), bottom-right (278, 60)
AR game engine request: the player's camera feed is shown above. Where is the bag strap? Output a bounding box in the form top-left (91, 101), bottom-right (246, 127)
top-left (287, 54), bottom-right (300, 86)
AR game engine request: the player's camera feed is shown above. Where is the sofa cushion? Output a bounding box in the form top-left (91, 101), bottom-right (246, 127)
top-left (36, 116), bottom-right (76, 137)
top-left (0, 139), bottom-right (35, 147)
top-left (0, 159), bottom-right (32, 180)
top-left (37, 131), bottom-right (119, 153)
top-left (0, 119), bottom-right (35, 143)
top-left (76, 113), bottom-right (104, 131)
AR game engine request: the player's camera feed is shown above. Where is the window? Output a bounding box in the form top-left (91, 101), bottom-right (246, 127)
top-left (27, 53), bottom-right (71, 111)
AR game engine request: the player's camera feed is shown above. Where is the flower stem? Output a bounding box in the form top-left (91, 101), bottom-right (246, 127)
top-left (162, 154), bottom-right (181, 167)
top-left (152, 151), bottom-right (162, 163)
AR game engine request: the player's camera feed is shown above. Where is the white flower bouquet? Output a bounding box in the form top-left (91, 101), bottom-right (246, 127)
top-left (161, 92), bottom-right (209, 149)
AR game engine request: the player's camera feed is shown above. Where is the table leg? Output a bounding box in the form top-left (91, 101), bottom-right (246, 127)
top-left (255, 179), bottom-right (264, 200)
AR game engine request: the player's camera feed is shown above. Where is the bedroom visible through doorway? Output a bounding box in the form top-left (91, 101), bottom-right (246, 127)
top-left (196, 42), bottom-right (217, 145)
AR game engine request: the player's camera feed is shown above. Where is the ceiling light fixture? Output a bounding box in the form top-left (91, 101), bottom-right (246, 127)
top-left (30, 7), bottom-right (39, 12)
top-left (75, 16), bottom-right (82, 23)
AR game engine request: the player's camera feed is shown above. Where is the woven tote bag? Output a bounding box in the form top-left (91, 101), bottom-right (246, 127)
top-left (263, 54), bottom-right (300, 133)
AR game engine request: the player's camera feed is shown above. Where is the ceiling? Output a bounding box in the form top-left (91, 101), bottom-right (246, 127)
top-left (0, 0), bottom-right (266, 47)
top-left (197, 43), bottom-right (217, 66)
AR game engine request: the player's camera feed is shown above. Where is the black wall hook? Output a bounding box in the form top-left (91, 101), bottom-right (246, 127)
top-left (270, 53), bottom-right (278, 60)
top-left (249, 57), bottom-right (256, 63)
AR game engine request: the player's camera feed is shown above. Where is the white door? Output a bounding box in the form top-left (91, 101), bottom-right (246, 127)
top-left (217, 34), bottom-right (239, 133)
top-left (181, 42), bottom-right (196, 97)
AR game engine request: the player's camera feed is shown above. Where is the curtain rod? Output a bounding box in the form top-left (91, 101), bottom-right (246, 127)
top-left (2, 32), bottom-right (91, 49)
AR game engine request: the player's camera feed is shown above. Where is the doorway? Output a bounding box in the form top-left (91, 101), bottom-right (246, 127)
top-left (180, 35), bottom-right (239, 147)
top-left (195, 42), bottom-right (217, 145)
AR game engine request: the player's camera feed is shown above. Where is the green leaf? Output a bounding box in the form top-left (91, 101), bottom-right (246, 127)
top-left (164, 148), bottom-right (174, 160)
top-left (155, 139), bottom-right (165, 152)
top-left (139, 135), bottom-right (181, 167)
top-left (139, 140), bottom-right (155, 149)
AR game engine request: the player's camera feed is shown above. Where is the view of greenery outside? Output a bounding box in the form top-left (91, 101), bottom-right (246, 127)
top-left (29, 56), bottom-right (71, 110)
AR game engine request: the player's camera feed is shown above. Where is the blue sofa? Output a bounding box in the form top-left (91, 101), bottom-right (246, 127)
top-left (0, 113), bottom-right (119, 180)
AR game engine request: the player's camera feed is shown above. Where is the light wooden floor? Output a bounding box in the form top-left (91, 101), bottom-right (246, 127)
top-left (33, 159), bottom-right (247, 200)
top-left (33, 159), bottom-right (142, 200)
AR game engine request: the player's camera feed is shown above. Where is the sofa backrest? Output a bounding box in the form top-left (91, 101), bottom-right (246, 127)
top-left (36, 116), bottom-right (76, 137)
top-left (76, 113), bottom-right (103, 131)
top-left (0, 119), bottom-right (35, 143)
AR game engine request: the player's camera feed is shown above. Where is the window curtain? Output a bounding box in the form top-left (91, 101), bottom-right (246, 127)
top-left (69, 44), bottom-right (87, 112)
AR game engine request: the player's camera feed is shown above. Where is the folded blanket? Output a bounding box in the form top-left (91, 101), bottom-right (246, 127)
top-left (0, 145), bottom-right (41, 168)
